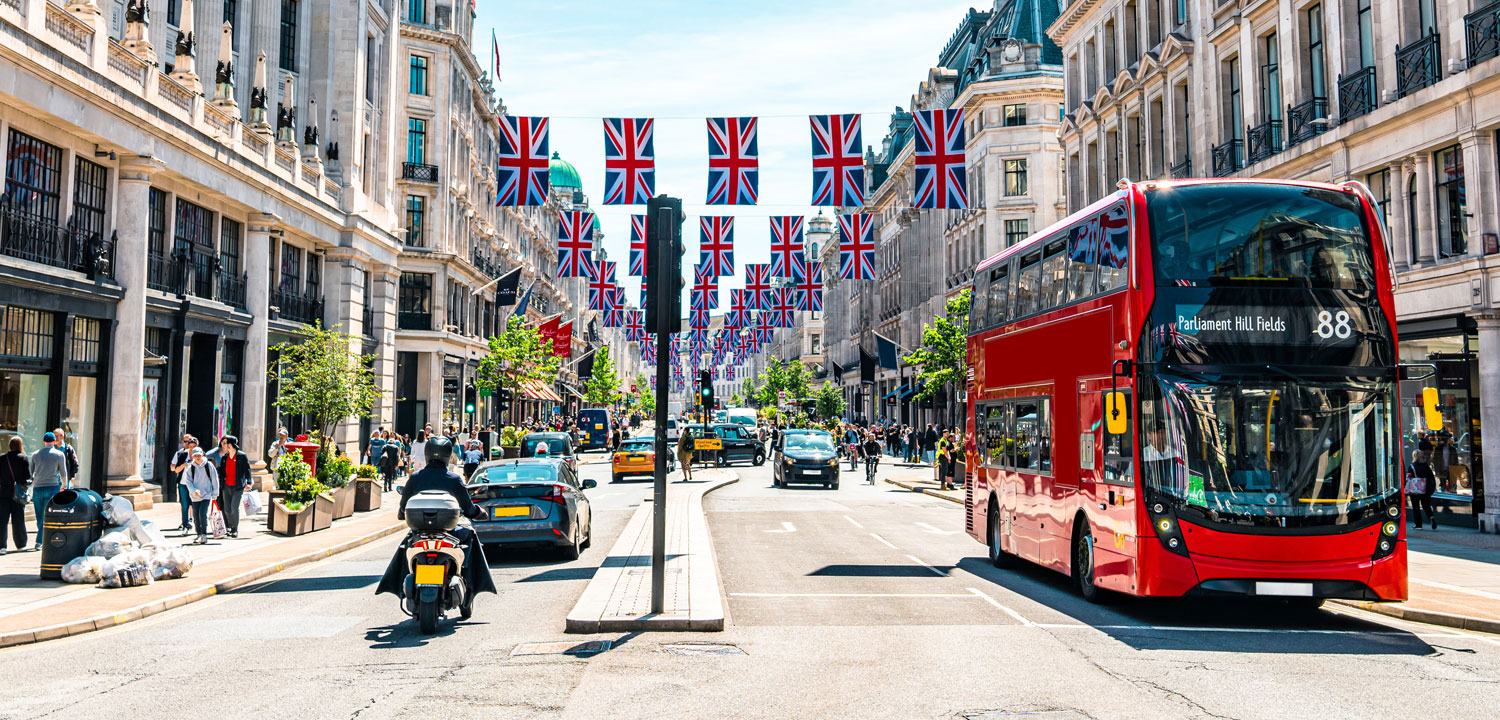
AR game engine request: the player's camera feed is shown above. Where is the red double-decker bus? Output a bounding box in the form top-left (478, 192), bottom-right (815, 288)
top-left (964, 178), bottom-right (1409, 604)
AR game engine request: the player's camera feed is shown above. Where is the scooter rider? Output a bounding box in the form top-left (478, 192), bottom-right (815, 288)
top-left (375, 436), bottom-right (498, 602)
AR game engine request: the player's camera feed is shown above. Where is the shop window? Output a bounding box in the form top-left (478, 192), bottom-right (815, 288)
top-left (3, 130), bottom-right (63, 223)
top-left (0, 307), bottom-right (54, 363)
top-left (0, 371), bottom-right (51, 456)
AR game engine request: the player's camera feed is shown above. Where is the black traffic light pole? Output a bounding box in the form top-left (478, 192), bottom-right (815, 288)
top-left (647, 195), bottom-right (682, 614)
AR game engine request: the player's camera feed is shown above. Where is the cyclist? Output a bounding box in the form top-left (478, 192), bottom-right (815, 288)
top-left (861, 430), bottom-right (882, 484)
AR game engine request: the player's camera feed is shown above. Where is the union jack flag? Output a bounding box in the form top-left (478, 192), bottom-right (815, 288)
top-left (496, 116), bottom-right (550, 207)
top-left (699, 216), bottom-right (735, 278)
top-left (602, 118), bottom-right (655, 205)
top-left (629, 214), bottom-right (648, 277)
top-left (689, 305), bottom-right (709, 329)
top-left (692, 264), bottom-right (719, 309)
top-left (768, 216), bottom-right (805, 279)
top-left (706, 117), bottom-right (759, 205)
top-left (556, 210), bottom-right (595, 278)
top-left (912, 108), bottom-right (968, 210)
top-left (769, 287), bottom-right (796, 328)
top-left (837, 214), bottom-right (875, 280)
top-left (795, 262), bottom-right (823, 312)
top-left (743, 263), bottom-right (772, 311)
top-left (810, 113), bottom-right (864, 207)
top-left (639, 276), bottom-right (650, 309)
top-left (587, 260), bottom-right (616, 310)
top-left (724, 289), bottom-right (745, 328)
top-left (641, 340), bottom-right (656, 364)
top-left (756, 326), bottom-right (775, 345)
top-left (625, 310), bottom-right (645, 342)
top-left (603, 289), bottom-right (625, 327)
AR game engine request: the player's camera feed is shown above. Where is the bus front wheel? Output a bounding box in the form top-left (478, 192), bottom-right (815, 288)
top-left (1073, 523), bottom-right (1107, 604)
top-left (987, 504), bottom-right (1014, 569)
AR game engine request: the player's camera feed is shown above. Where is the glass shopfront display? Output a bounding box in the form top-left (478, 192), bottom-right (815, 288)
top-left (1399, 333), bottom-right (1483, 521)
top-left (0, 372), bottom-right (51, 454)
top-left (65, 376), bottom-right (97, 489)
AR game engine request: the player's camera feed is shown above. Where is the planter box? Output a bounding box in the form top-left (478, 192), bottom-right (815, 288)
top-left (311, 492), bottom-right (335, 530)
top-left (329, 484), bottom-right (356, 519)
top-left (353, 478), bottom-right (382, 511)
top-left (269, 500), bottom-right (318, 536)
top-left (503, 446), bottom-right (520, 459)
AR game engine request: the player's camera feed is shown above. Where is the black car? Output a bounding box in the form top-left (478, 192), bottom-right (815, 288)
top-left (468, 458), bottom-right (594, 559)
top-left (774, 430), bottom-right (841, 489)
top-left (682, 423), bottom-right (765, 467)
top-left (519, 432), bottom-right (577, 475)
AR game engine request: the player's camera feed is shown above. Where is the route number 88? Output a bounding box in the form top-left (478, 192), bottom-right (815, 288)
top-left (1314, 310), bottom-right (1352, 340)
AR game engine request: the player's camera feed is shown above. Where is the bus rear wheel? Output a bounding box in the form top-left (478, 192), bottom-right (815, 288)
top-left (1073, 525), bottom-right (1107, 604)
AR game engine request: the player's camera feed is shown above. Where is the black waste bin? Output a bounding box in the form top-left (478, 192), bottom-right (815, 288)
top-left (39, 489), bottom-right (105, 580)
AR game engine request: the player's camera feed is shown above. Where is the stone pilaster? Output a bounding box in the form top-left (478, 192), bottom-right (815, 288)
top-left (242, 213), bottom-right (277, 480)
top-left (1414, 152), bottom-right (1437, 264)
top-left (105, 158), bottom-right (161, 509)
top-left (1390, 159), bottom-right (1412, 268)
top-left (1475, 314), bottom-right (1500, 534)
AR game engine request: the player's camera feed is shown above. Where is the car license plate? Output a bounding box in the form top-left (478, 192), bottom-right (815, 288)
top-left (801, 469), bottom-right (822, 477)
top-left (413, 564), bottom-right (445, 586)
top-left (1256, 581), bottom-right (1313, 597)
top-left (492, 506), bottom-right (530, 519)
top-left (629, 454), bottom-right (646, 462)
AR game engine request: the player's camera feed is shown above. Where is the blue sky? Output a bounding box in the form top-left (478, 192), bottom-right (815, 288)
top-left (474, 0), bottom-right (978, 302)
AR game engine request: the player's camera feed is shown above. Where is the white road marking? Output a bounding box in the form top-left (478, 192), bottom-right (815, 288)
top-left (906, 554), bottom-right (948, 577)
top-left (966, 587), bottom-right (1034, 626)
top-left (869, 533), bottom-right (898, 549)
top-left (915, 521), bottom-right (960, 535)
top-left (731, 592), bottom-right (975, 598)
top-left (765, 522), bottom-right (797, 533)
top-left (843, 515), bottom-right (864, 529)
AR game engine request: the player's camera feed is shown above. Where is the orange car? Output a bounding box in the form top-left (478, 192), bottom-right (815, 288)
top-left (611, 437), bottom-right (674, 482)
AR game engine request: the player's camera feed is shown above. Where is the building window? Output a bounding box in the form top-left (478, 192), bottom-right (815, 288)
top-left (405, 195), bottom-right (426, 247)
top-left (223, 0), bottom-right (238, 47)
top-left (1407, 174), bottom-right (1419, 261)
top-left (166, 0), bottom-right (180, 26)
top-left (406, 0), bottom-right (426, 24)
top-left (3, 130), bottom-right (63, 223)
top-left (409, 55), bottom-right (428, 96)
top-left (279, 243), bottom-right (302, 294)
top-left (399, 272), bottom-right (433, 330)
top-left (1306, 4), bottom-right (1326, 100)
top-left (147, 188), bottom-right (168, 258)
top-left (366, 36), bottom-right (379, 104)
top-left (1003, 104), bottom-right (1027, 126)
top-left (1005, 219), bottom-right (1029, 247)
top-left (70, 316), bottom-right (101, 365)
top-left (1356, 0), bottom-right (1374, 69)
top-left (1261, 33), bottom-right (1281, 123)
top-left (220, 217), bottom-right (242, 278)
top-left (174, 199), bottom-right (213, 251)
top-left (1004, 159), bottom-right (1028, 196)
top-left (1435, 145), bottom-right (1467, 258)
top-left (407, 118), bottom-right (427, 165)
top-left (1226, 56), bottom-right (1243, 144)
top-left (306, 253), bottom-right (321, 300)
top-left (1366, 168), bottom-right (1391, 237)
top-left (1174, 0), bottom-right (1187, 26)
top-left (72, 158), bottom-right (109, 240)
top-left (278, 0), bottom-right (299, 72)
top-left (0, 307), bottom-right (54, 361)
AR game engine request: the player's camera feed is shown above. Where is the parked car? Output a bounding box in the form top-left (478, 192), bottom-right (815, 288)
top-left (612, 436), bottom-right (675, 482)
top-left (518, 432), bottom-right (577, 475)
top-left (468, 458), bottom-right (593, 559)
top-left (681, 423), bottom-right (765, 467)
top-left (578, 407), bottom-right (613, 451)
top-left (774, 429), bottom-right (840, 489)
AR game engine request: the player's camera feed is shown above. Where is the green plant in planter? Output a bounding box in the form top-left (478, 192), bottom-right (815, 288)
top-left (501, 426), bottom-right (527, 447)
top-left (318, 455), bottom-right (356, 489)
top-left (274, 451), bottom-right (312, 491)
top-left (355, 464), bottom-right (379, 479)
top-left (283, 473), bottom-right (329, 506)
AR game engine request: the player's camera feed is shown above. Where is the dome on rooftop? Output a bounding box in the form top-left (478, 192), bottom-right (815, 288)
top-left (549, 151), bottom-right (582, 189)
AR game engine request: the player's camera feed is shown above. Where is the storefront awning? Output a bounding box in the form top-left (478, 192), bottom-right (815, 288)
top-left (898, 383), bottom-right (919, 400)
top-left (562, 384), bottom-right (584, 399)
top-left (884, 386), bottom-right (904, 401)
top-left (520, 379), bottom-right (563, 403)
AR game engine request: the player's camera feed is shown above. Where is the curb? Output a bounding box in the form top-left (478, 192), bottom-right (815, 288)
top-left (0, 519), bottom-right (405, 650)
top-left (1333, 599), bottom-right (1500, 636)
top-left (884, 478), bottom-right (964, 505)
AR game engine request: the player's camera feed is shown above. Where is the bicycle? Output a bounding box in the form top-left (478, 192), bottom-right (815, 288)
top-left (865, 453), bottom-right (879, 484)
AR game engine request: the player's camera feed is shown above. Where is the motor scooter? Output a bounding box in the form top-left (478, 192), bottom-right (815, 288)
top-left (401, 491), bottom-right (474, 634)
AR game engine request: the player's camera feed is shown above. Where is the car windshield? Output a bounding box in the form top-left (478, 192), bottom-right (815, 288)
top-left (785, 434), bottom-right (835, 452)
top-left (1147, 183), bottom-right (1376, 290)
top-left (521, 437), bottom-right (569, 457)
top-left (620, 440), bottom-right (652, 453)
top-left (476, 464), bottom-right (556, 484)
top-left (1140, 374), bottom-right (1398, 526)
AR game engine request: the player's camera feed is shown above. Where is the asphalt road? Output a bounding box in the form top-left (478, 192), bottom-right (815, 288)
top-left (1, 453), bottom-right (1498, 720)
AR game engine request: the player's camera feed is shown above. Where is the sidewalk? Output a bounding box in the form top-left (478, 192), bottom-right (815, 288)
top-left (884, 475), bottom-right (1500, 634)
top-left (565, 469), bottom-right (737, 632)
top-left (0, 489), bottom-right (404, 648)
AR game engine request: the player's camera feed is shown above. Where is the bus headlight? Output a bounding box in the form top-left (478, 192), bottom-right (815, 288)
top-left (1145, 494), bottom-right (1189, 558)
top-left (1372, 503), bottom-right (1402, 562)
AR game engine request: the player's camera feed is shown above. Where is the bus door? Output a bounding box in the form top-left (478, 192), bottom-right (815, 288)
top-left (1081, 379), bottom-right (1137, 592)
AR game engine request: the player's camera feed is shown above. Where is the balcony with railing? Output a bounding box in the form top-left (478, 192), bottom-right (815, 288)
top-left (1246, 119), bottom-right (1282, 164)
top-left (146, 252), bottom-right (178, 292)
top-left (470, 247), bottom-right (506, 280)
top-left (189, 247), bottom-right (218, 299)
top-left (1337, 66), bottom-right (1378, 124)
top-left (402, 162), bottom-right (439, 183)
top-left (0, 207), bottom-right (115, 278)
top-left (1468, 1), bottom-right (1500, 67)
top-left (1396, 32), bottom-right (1442, 98)
top-left (1287, 97), bottom-right (1329, 146)
top-left (218, 270), bottom-right (247, 310)
top-left (1211, 139), bottom-right (1242, 177)
top-left (271, 288), bottom-right (324, 326)
top-left (1170, 156), bottom-right (1192, 179)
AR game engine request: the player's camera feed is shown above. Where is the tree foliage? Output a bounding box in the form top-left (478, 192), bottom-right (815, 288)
top-left (270, 322), bottom-right (383, 449)
top-left (813, 383), bottom-right (846, 420)
top-left (584, 346), bottom-right (622, 407)
top-left (904, 289), bottom-right (971, 402)
top-left (781, 360), bottom-right (811, 403)
top-left (631, 375), bottom-right (656, 415)
top-left (475, 316), bottom-right (561, 399)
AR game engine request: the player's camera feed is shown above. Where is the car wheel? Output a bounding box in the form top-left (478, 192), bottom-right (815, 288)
top-left (611, 473), bottom-right (620, 483)
top-left (1074, 523), bottom-right (1106, 603)
top-left (753, 452), bottom-right (765, 467)
top-left (562, 525), bottom-right (582, 561)
top-left (581, 518), bottom-right (593, 549)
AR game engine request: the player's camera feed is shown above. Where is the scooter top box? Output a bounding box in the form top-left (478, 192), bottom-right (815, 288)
top-left (405, 491), bottom-right (461, 532)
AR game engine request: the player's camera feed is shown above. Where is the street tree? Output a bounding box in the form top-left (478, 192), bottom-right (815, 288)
top-left (740, 376), bottom-right (760, 407)
top-left (904, 288), bottom-right (971, 428)
top-left (269, 321), bottom-right (383, 456)
top-left (584, 346), bottom-right (622, 407)
top-left (633, 375), bottom-right (656, 415)
top-left (475, 316), bottom-right (561, 404)
top-left (782, 359), bottom-right (811, 403)
top-left (814, 383), bottom-right (846, 421)
top-left (753, 358), bottom-right (784, 408)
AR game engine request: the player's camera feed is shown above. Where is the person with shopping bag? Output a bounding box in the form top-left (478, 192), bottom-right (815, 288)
top-left (181, 448), bottom-right (220, 545)
top-left (1, 437), bottom-right (31, 554)
top-left (215, 436), bottom-right (251, 538)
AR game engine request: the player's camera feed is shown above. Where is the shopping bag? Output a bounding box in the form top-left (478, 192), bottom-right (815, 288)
top-left (243, 490), bottom-right (263, 516)
top-left (208, 501), bottom-right (228, 539)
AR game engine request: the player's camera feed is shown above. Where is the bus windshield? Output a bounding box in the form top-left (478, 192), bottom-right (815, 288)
top-left (1147, 183), bottom-right (1376, 290)
top-left (1140, 374), bottom-right (1398, 527)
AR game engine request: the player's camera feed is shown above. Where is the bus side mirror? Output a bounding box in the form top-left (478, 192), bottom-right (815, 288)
top-left (1104, 391), bottom-right (1129, 435)
top-left (1422, 387), bottom-right (1443, 432)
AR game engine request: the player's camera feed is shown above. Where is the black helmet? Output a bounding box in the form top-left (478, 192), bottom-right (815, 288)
top-left (425, 436), bottom-right (454, 465)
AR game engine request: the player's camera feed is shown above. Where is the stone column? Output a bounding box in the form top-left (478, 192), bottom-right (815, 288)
top-left (1414, 152), bottom-right (1437, 263)
top-left (427, 351), bottom-right (446, 431)
top-left (242, 213), bottom-right (277, 480)
top-left (1475, 314), bottom-right (1500, 534)
top-left (105, 158), bottom-right (160, 509)
top-left (372, 266), bottom-right (399, 431)
top-left (1390, 160), bottom-right (1411, 268)
top-left (325, 249), bottom-right (366, 455)
top-left (1461, 133), bottom-right (1498, 253)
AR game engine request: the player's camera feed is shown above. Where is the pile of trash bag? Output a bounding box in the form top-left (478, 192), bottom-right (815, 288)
top-left (59, 495), bottom-right (193, 587)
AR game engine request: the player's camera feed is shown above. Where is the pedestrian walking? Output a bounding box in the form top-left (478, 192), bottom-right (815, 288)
top-left (180, 448), bottom-right (220, 545)
top-left (462, 440), bottom-right (483, 481)
top-left (28, 432), bottom-right (69, 551)
top-left (409, 431), bottom-right (428, 475)
top-left (169, 435), bottom-right (199, 534)
top-left (1, 437), bottom-right (31, 554)
top-left (215, 436), bottom-right (250, 538)
top-left (267, 427), bottom-right (290, 463)
top-left (51, 427), bottom-right (79, 486)
top-left (676, 429), bottom-right (695, 481)
top-left (1409, 440), bottom-right (1438, 530)
top-left (921, 424), bottom-right (939, 465)
top-left (364, 430), bottom-right (386, 466)
top-left (380, 439), bottom-right (402, 491)
top-left (936, 430), bottom-right (957, 490)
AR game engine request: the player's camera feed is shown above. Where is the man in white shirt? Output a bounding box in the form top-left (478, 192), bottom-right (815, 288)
top-left (1142, 425), bottom-right (1179, 462)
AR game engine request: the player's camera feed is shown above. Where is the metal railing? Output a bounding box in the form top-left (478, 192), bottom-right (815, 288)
top-left (1246, 119), bottom-right (1282, 164)
top-left (1396, 31), bottom-right (1442, 98)
top-left (1468, 1), bottom-right (1500, 67)
top-left (470, 247), bottom-right (507, 280)
top-left (1211, 139), bottom-right (1242, 177)
top-left (271, 288), bottom-right (324, 326)
top-left (1287, 97), bottom-right (1329, 146)
top-left (1170, 156), bottom-right (1192, 179)
top-left (146, 252), bottom-right (177, 292)
top-left (401, 162), bottom-right (439, 182)
top-left (219, 270), bottom-right (247, 309)
top-left (0, 207), bottom-right (114, 278)
top-left (1337, 66), bottom-right (1378, 124)
top-left (190, 247), bottom-right (218, 299)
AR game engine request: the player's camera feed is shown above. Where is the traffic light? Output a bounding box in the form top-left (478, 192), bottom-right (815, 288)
top-left (644, 195), bottom-right (684, 334)
top-left (464, 384), bottom-right (477, 414)
top-left (699, 370), bottom-right (713, 411)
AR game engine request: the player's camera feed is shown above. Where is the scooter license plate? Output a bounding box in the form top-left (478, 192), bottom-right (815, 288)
top-left (413, 564), bottom-right (445, 586)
